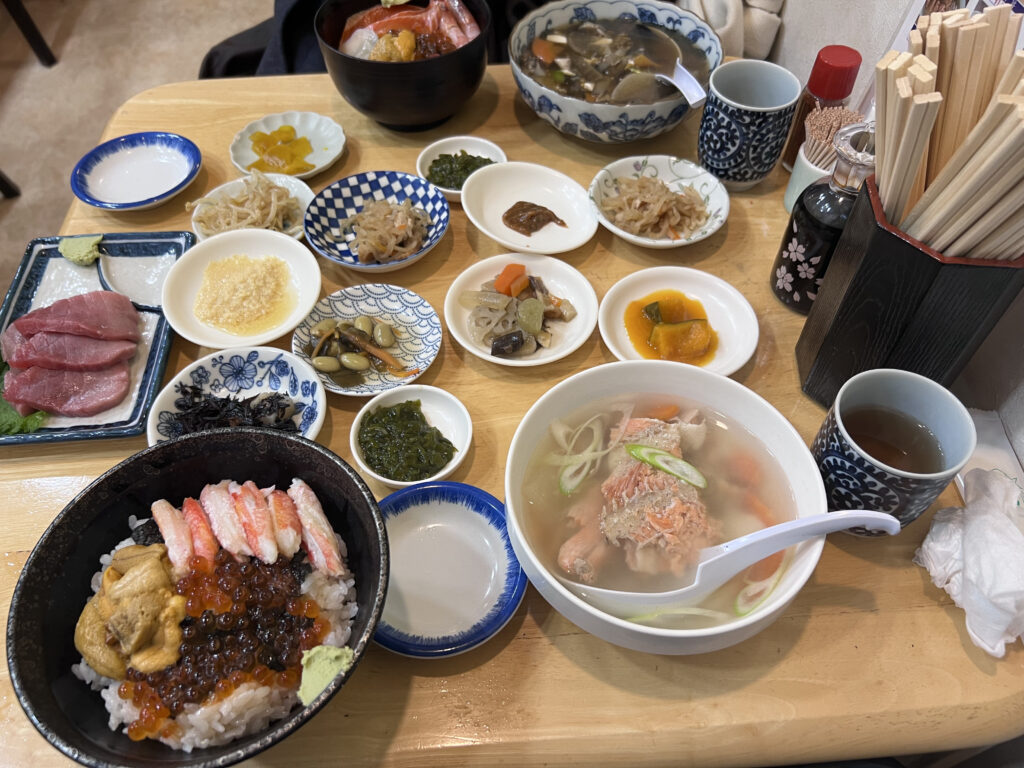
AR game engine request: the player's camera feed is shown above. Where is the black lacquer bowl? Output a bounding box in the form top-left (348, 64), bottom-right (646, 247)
top-left (7, 429), bottom-right (389, 767)
top-left (315, 0), bottom-right (492, 130)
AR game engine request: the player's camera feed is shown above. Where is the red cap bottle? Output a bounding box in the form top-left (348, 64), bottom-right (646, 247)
top-left (781, 45), bottom-right (863, 171)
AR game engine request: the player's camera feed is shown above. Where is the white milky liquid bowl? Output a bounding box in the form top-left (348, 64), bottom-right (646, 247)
top-left (503, 360), bottom-right (828, 655)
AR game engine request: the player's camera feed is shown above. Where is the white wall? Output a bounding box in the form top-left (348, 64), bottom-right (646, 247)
top-left (769, 0), bottom-right (918, 112)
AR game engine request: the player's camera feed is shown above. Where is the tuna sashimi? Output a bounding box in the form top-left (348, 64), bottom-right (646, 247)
top-left (12, 290), bottom-right (141, 342)
top-left (2, 363), bottom-right (131, 417)
top-left (2, 327), bottom-right (136, 371)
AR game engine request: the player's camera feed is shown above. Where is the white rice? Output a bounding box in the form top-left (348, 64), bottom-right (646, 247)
top-left (73, 526), bottom-right (358, 752)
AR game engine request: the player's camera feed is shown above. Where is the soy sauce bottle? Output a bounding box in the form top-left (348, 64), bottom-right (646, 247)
top-left (770, 122), bottom-right (875, 314)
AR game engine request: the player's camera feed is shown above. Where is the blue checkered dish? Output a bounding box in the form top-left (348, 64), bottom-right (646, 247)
top-left (304, 171), bottom-right (450, 272)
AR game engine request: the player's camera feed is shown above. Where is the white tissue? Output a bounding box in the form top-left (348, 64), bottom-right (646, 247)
top-left (914, 468), bottom-right (1024, 658)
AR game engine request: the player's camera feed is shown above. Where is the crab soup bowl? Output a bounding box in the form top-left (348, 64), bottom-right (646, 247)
top-left (508, 0), bottom-right (722, 143)
top-left (503, 360), bottom-right (826, 655)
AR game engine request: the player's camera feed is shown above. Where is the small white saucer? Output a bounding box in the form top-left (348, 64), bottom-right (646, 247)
top-left (461, 162), bottom-right (598, 254)
top-left (598, 266), bottom-right (758, 377)
top-left (230, 111), bottom-right (346, 179)
top-left (375, 482), bottom-right (527, 657)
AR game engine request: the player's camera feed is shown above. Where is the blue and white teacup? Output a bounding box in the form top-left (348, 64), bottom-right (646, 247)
top-left (811, 369), bottom-right (976, 536)
top-left (697, 59), bottom-right (801, 190)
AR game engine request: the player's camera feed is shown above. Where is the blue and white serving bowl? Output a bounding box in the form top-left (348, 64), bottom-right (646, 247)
top-left (303, 171), bottom-right (450, 272)
top-left (71, 132), bottom-right (202, 210)
top-left (508, 0), bottom-right (722, 144)
top-left (292, 283), bottom-right (442, 396)
top-left (375, 482), bottom-right (527, 657)
top-left (146, 346), bottom-right (326, 446)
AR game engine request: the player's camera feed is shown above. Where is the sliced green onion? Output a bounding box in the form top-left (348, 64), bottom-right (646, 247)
top-left (625, 444), bottom-right (707, 488)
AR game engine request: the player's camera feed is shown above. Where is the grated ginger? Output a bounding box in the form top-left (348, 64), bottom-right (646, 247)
top-left (193, 254), bottom-right (293, 335)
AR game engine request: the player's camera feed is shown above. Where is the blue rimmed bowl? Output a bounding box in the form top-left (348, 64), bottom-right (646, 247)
top-left (70, 132), bottom-right (202, 210)
top-left (375, 481), bottom-right (527, 657)
top-left (508, 0), bottom-right (722, 143)
top-left (292, 283), bottom-right (442, 396)
top-left (303, 171), bottom-right (450, 272)
top-left (146, 346), bottom-right (327, 446)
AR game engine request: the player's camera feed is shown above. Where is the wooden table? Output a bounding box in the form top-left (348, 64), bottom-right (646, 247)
top-left (2, 67), bottom-right (1022, 768)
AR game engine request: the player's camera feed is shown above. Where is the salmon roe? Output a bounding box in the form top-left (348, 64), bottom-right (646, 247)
top-left (120, 549), bottom-right (329, 739)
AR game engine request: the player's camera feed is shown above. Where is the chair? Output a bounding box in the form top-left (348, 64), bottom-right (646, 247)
top-left (0, 169), bottom-right (20, 198)
top-left (2, 0), bottom-right (57, 67)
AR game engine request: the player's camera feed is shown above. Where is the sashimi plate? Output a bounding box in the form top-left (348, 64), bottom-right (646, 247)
top-left (375, 482), bottom-right (527, 657)
top-left (0, 232), bottom-right (191, 445)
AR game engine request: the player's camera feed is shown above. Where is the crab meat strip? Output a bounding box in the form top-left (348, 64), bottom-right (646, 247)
top-left (230, 480), bottom-right (279, 564)
top-left (200, 480), bottom-right (253, 558)
top-left (181, 496), bottom-right (219, 564)
top-left (264, 487), bottom-right (303, 558)
top-left (287, 478), bottom-right (344, 577)
top-left (150, 499), bottom-right (194, 577)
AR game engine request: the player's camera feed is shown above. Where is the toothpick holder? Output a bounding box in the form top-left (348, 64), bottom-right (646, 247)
top-left (795, 177), bottom-right (1024, 407)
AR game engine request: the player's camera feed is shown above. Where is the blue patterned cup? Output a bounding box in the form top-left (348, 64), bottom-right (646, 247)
top-left (811, 369), bottom-right (976, 536)
top-left (698, 59), bottom-right (801, 190)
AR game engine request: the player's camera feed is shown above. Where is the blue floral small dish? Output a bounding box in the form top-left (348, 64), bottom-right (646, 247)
top-left (375, 481), bottom-right (527, 658)
top-left (508, 0), bottom-right (722, 144)
top-left (589, 155), bottom-right (729, 248)
top-left (303, 171), bottom-right (450, 272)
top-left (292, 284), bottom-right (442, 396)
top-left (70, 132), bottom-right (201, 210)
top-left (146, 346), bottom-right (326, 446)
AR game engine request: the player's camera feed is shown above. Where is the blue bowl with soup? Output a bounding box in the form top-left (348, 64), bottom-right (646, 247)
top-left (509, 0), bottom-right (722, 144)
top-left (504, 360), bottom-right (828, 655)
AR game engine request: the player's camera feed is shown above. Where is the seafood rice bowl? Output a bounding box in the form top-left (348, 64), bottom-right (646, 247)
top-left (7, 429), bottom-right (387, 766)
top-left (72, 477), bottom-right (356, 751)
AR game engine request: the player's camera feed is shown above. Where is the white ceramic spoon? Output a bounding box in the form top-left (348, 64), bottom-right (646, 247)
top-left (554, 510), bottom-right (900, 618)
top-left (643, 24), bottom-right (707, 108)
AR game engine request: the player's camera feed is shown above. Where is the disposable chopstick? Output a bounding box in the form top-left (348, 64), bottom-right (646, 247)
top-left (980, 4), bottom-right (1012, 101)
top-left (874, 50), bottom-right (899, 196)
top-left (929, 142), bottom-right (1024, 252)
top-left (997, 13), bottom-right (1024, 84)
top-left (966, 210), bottom-right (1024, 260)
top-left (947, 22), bottom-right (984, 154)
top-left (927, 19), bottom-right (965, 182)
top-left (925, 25), bottom-right (941, 65)
top-left (992, 50), bottom-right (1024, 104)
top-left (886, 93), bottom-right (942, 225)
top-left (961, 20), bottom-right (997, 132)
top-left (944, 189), bottom-right (1024, 258)
top-left (905, 108), bottom-right (1024, 243)
top-left (883, 53), bottom-right (913, 191)
top-left (904, 96), bottom-right (1024, 232)
top-left (910, 28), bottom-right (924, 56)
top-left (880, 77), bottom-right (915, 209)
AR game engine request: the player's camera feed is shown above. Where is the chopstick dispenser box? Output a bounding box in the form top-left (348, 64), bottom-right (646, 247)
top-left (795, 177), bottom-right (1024, 407)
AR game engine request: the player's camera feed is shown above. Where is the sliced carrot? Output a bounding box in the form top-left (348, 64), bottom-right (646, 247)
top-left (531, 37), bottom-right (563, 65)
top-left (744, 491), bottom-right (777, 527)
top-left (494, 262), bottom-right (527, 295)
top-left (508, 272), bottom-right (531, 297)
top-left (727, 450), bottom-right (764, 488)
top-left (642, 403), bottom-right (680, 421)
top-left (746, 550), bottom-right (784, 582)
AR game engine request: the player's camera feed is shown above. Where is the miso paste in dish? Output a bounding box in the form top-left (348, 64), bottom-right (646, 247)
top-left (518, 18), bottom-right (710, 106)
top-left (519, 394), bottom-right (794, 626)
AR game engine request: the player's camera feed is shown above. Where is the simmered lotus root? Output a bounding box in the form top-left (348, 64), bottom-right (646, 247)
top-left (648, 319), bottom-right (712, 360)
